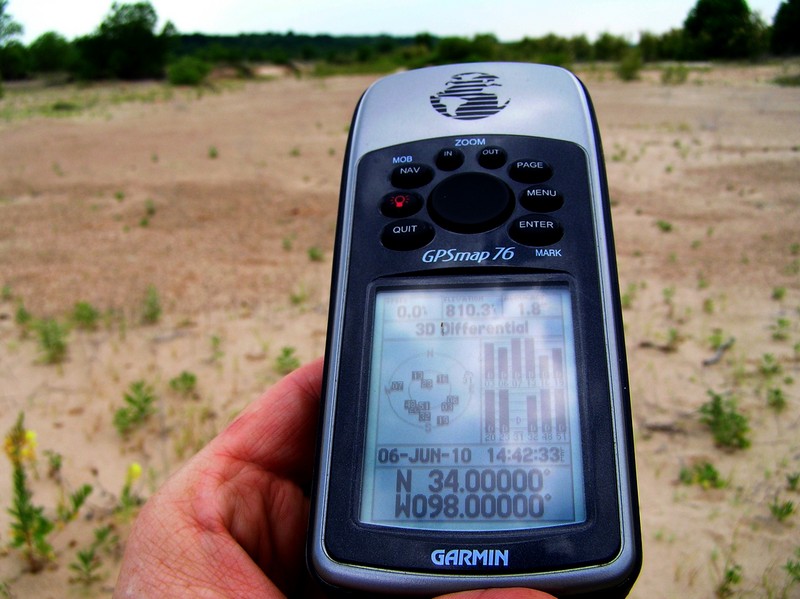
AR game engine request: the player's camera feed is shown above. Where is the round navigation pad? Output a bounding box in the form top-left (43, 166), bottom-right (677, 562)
top-left (428, 173), bottom-right (514, 233)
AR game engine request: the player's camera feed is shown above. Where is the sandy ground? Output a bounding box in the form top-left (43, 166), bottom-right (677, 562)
top-left (1, 64), bottom-right (799, 598)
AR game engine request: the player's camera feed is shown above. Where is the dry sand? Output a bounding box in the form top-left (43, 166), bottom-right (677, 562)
top-left (1, 64), bottom-right (799, 597)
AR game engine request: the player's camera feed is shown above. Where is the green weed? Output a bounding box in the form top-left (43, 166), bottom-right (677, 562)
top-left (769, 498), bottom-right (795, 523)
top-left (208, 145), bottom-right (219, 159)
top-left (699, 390), bottom-right (750, 450)
top-left (169, 370), bottom-right (198, 396)
top-left (141, 285), bottom-right (162, 324)
top-left (69, 525), bottom-right (118, 586)
top-left (758, 353), bottom-right (783, 380)
top-left (679, 461), bottom-right (727, 489)
top-left (716, 562), bottom-right (743, 598)
top-left (118, 463), bottom-right (143, 513)
top-left (56, 484), bottom-right (93, 524)
top-left (72, 301), bottom-right (100, 330)
top-left (770, 317), bottom-right (791, 341)
top-left (14, 301), bottom-right (32, 328)
top-left (4, 413), bottom-right (55, 572)
top-left (34, 318), bottom-right (69, 364)
top-left (210, 334), bottom-right (224, 363)
top-left (113, 381), bottom-right (157, 435)
top-left (656, 219), bottom-right (673, 233)
top-left (785, 547), bottom-right (800, 583)
top-left (275, 346), bottom-right (300, 374)
top-left (290, 284), bottom-right (309, 306)
top-left (766, 387), bottom-right (788, 412)
top-left (308, 246), bottom-right (324, 262)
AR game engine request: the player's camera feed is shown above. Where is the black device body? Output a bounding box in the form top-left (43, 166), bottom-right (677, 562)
top-left (307, 63), bottom-right (641, 597)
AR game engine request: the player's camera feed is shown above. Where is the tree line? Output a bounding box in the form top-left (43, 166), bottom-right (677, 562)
top-left (1, 0), bottom-right (799, 84)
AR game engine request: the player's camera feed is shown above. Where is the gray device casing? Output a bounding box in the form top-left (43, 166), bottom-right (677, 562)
top-left (308, 62), bottom-right (641, 597)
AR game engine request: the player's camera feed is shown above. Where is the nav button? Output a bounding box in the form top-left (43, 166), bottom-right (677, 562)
top-left (381, 219), bottom-right (435, 251)
top-left (508, 215), bottom-right (563, 246)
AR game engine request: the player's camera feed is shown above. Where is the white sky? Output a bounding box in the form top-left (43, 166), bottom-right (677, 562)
top-left (10, 0), bottom-right (785, 45)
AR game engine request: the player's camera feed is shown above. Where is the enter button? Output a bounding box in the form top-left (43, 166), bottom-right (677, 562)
top-left (508, 215), bottom-right (563, 246)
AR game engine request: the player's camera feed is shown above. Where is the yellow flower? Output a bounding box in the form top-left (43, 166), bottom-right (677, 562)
top-left (126, 462), bottom-right (142, 485)
top-left (20, 430), bottom-right (38, 462)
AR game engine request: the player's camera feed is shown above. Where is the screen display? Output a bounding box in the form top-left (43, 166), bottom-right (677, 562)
top-left (360, 284), bottom-right (585, 530)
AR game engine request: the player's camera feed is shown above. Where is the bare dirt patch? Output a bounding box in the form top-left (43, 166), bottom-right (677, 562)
top-left (1, 66), bottom-right (799, 597)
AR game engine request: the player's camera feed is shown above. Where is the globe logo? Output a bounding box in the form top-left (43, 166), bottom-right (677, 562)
top-left (430, 72), bottom-right (510, 120)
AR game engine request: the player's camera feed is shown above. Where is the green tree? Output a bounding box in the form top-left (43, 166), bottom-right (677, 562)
top-left (0, 0), bottom-right (24, 84)
top-left (74, 1), bottom-right (175, 80)
top-left (683, 0), bottom-right (768, 59)
top-left (0, 0), bottom-right (22, 45)
top-left (771, 0), bottom-right (800, 55)
top-left (594, 32), bottom-right (630, 61)
top-left (29, 32), bottom-right (76, 73)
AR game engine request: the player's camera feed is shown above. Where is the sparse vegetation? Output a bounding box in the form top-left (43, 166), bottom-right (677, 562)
top-left (699, 390), bottom-right (750, 450)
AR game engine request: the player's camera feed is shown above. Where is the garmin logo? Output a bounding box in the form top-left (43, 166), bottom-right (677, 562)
top-left (431, 548), bottom-right (510, 568)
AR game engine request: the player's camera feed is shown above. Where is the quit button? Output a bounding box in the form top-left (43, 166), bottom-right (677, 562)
top-left (381, 219), bottom-right (435, 251)
top-left (508, 215), bottom-right (563, 246)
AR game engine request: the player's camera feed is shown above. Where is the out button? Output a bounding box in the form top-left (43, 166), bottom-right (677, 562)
top-left (508, 215), bottom-right (563, 246)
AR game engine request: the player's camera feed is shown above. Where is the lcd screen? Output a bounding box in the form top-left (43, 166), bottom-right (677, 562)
top-left (360, 284), bottom-right (586, 531)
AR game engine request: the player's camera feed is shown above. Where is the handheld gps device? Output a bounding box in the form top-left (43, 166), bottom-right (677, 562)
top-left (308, 63), bottom-right (641, 597)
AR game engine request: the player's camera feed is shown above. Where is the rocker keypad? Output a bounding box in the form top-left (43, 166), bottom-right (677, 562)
top-left (375, 139), bottom-right (574, 251)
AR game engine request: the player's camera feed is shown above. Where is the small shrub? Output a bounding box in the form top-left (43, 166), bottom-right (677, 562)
top-left (661, 64), bottom-right (689, 85)
top-left (166, 56), bottom-right (212, 86)
top-left (700, 390), bottom-right (750, 450)
top-left (616, 49), bottom-right (642, 82)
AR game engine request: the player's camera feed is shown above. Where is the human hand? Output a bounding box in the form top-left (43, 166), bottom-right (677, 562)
top-left (114, 357), bottom-right (555, 599)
